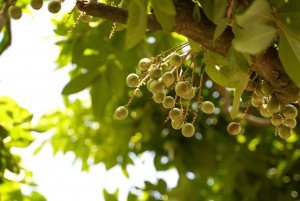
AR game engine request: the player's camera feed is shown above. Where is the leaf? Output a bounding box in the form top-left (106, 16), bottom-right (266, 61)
top-left (213, 18), bottom-right (229, 45)
top-left (277, 1), bottom-right (300, 27)
top-left (151, 0), bottom-right (175, 31)
top-left (235, 0), bottom-right (274, 27)
top-left (232, 24), bottom-right (277, 55)
top-left (226, 46), bottom-right (250, 73)
top-left (32, 140), bottom-right (47, 155)
top-left (187, 38), bottom-right (201, 52)
top-left (230, 74), bottom-right (249, 119)
top-left (278, 24), bottom-right (300, 87)
top-left (72, 36), bottom-right (86, 63)
top-left (0, 23), bottom-right (11, 55)
top-left (193, 3), bottom-right (201, 22)
top-left (199, 0), bottom-right (214, 23)
top-left (213, 0), bottom-right (227, 24)
top-left (61, 70), bottom-right (101, 95)
top-left (125, 0), bottom-right (148, 49)
top-left (151, 0), bottom-right (176, 15)
top-left (103, 188), bottom-right (118, 201)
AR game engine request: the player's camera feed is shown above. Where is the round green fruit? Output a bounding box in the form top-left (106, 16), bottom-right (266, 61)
top-left (251, 99), bottom-right (261, 108)
top-left (153, 92), bottom-right (166, 103)
top-left (267, 99), bottom-right (281, 114)
top-left (138, 58), bottom-right (151, 70)
top-left (149, 80), bottom-right (165, 94)
top-left (161, 72), bottom-right (174, 87)
top-left (115, 106), bottom-right (128, 120)
top-left (171, 119), bottom-right (184, 130)
top-left (181, 123), bottom-right (195, 137)
top-left (169, 53), bottom-right (182, 66)
top-left (283, 104), bottom-right (298, 119)
top-left (48, 0), bottom-right (61, 14)
top-left (283, 118), bottom-right (297, 129)
top-left (81, 15), bottom-right (93, 23)
top-left (162, 96), bottom-right (175, 109)
top-left (126, 73), bottom-right (139, 88)
top-left (175, 81), bottom-right (189, 97)
top-left (9, 5), bottom-right (22, 20)
top-left (278, 124), bottom-right (292, 139)
top-left (182, 87), bottom-right (195, 99)
top-left (149, 67), bottom-right (162, 80)
top-left (227, 122), bottom-right (241, 135)
top-left (30, 0), bottom-right (43, 10)
top-left (260, 105), bottom-right (272, 118)
top-left (169, 108), bottom-right (182, 121)
top-left (271, 114), bottom-right (283, 127)
top-left (261, 81), bottom-right (274, 95)
top-left (254, 83), bottom-right (265, 97)
top-left (147, 79), bottom-right (154, 91)
top-left (201, 101), bottom-right (215, 114)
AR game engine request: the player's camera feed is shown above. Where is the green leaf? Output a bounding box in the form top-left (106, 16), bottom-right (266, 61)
top-left (127, 192), bottom-right (138, 201)
top-left (61, 70), bottom-right (101, 95)
top-left (193, 3), bottom-right (201, 22)
top-left (235, 0), bottom-right (274, 27)
top-left (151, 0), bottom-right (175, 31)
top-left (103, 188), bottom-right (118, 201)
top-left (188, 38), bottom-right (201, 52)
top-left (0, 23), bottom-right (11, 55)
top-left (213, 0), bottom-right (227, 24)
top-left (199, 0), bottom-right (214, 23)
top-left (72, 36), bottom-right (86, 63)
top-left (230, 74), bottom-right (249, 119)
top-left (226, 46), bottom-right (250, 73)
top-left (151, 0), bottom-right (176, 15)
top-left (277, 1), bottom-right (300, 27)
top-left (213, 18), bottom-right (229, 45)
top-left (32, 141), bottom-right (47, 155)
top-left (125, 0), bottom-right (148, 49)
top-left (232, 24), bottom-right (277, 55)
top-left (278, 24), bottom-right (300, 87)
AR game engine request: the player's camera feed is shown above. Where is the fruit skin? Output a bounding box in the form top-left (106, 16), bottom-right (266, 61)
top-left (149, 67), bottom-right (162, 80)
top-left (162, 96), bottom-right (175, 109)
top-left (169, 108), bottom-right (182, 121)
top-left (48, 0), bottom-right (61, 14)
top-left (182, 87), bottom-right (195, 99)
top-left (254, 83), bottom-right (265, 97)
top-left (115, 106), bottom-right (128, 120)
top-left (138, 58), bottom-right (151, 70)
top-left (227, 122), bottom-right (241, 135)
top-left (201, 101), bottom-right (215, 114)
top-left (161, 72), bottom-right (174, 87)
top-left (169, 53), bottom-right (182, 66)
top-left (175, 81), bottom-right (188, 97)
top-left (278, 124), bottom-right (292, 139)
top-left (267, 99), bottom-right (281, 114)
top-left (261, 81), bottom-right (274, 95)
top-left (126, 73), bottom-right (139, 88)
top-left (30, 0), bottom-right (43, 10)
top-left (283, 118), bottom-right (297, 129)
top-left (81, 15), bottom-right (93, 23)
top-left (283, 104), bottom-right (298, 119)
top-left (260, 105), bottom-right (272, 118)
top-left (171, 119), bottom-right (184, 130)
top-left (181, 123), bottom-right (195, 137)
top-left (149, 80), bottom-right (165, 94)
top-left (9, 5), bottom-right (22, 20)
top-left (271, 114), bottom-right (283, 127)
top-left (153, 92), bottom-right (166, 103)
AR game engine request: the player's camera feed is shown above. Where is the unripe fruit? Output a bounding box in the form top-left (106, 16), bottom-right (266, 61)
top-left (267, 99), bottom-right (281, 114)
top-left (254, 84), bottom-right (265, 97)
top-left (181, 123), bottom-right (195, 137)
top-left (153, 92), bottom-right (166, 103)
top-left (150, 80), bottom-right (165, 94)
top-left (182, 88), bottom-right (195, 99)
top-left (115, 106), bottom-right (128, 120)
top-left (271, 114), bottom-right (283, 127)
top-left (161, 72), bottom-right (174, 87)
top-left (162, 96), bottom-right (175, 109)
top-left (185, 81), bottom-right (193, 95)
top-left (30, 0), bottom-right (43, 10)
top-left (138, 58), bottom-right (151, 70)
top-left (260, 105), bottom-right (272, 118)
top-left (251, 99), bottom-right (261, 108)
top-left (126, 73), bottom-right (139, 88)
top-left (147, 79), bottom-right (154, 91)
top-left (278, 124), bottom-right (292, 139)
top-left (169, 108), bottom-right (182, 121)
top-left (175, 81), bottom-right (188, 97)
top-left (261, 81), bottom-right (274, 95)
top-left (171, 119), bottom-right (184, 130)
top-left (9, 6), bottom-right (22, 20)
top-left (201, 101), bottom-right (215, 114)
top-left (149, 67), bottom-right (162, 80)
top-left (283, 118), bottom-right (297, 129)
top-left (169, 53), bottom-right (182, 66)
top-left (252, 92), bottom-right (264, 103)
top-left (81, 15), bottom-right (93, 23)
top-left (227, 122), bottom-right (241, 135)
top-left (283, 104), bottom-right (298, 119)
top-left (245, 79), bottom-right (256, 91)
top-left (48, 0), bottom-right (61, 13)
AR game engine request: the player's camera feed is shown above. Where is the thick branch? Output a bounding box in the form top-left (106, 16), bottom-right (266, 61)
top-left (77, 2), bottom-right (300, 104)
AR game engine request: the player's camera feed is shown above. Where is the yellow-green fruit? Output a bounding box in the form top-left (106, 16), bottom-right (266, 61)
top-left (278, 124), bottom-right (292, 139)
top-left (254, 83), bottom-right (265, 97)
top-left (126, 73), bottom-right (139, 88)
top-left (245, 79), bottom-right (256, 92)
top-left (182, 87), bottom-right (195, 99)
top-left (267, 99), bottom-right (281, 114)
top-left (283, 104), bottom-right (298, 119)
top-left (30, 0), bottom-right (43, 10)
top-left (81, 15), bottom-right (92, 23)
top-left (252, 92), bottom-right (264, 103)
top-left (182, 123), bottom-right (195, 137)
top-left (171, 119), bottom-right (184, 130)
top-left (227, 122), bottom-right (241, 135)
top-left (162, 96), bottom-right (175, 109)
top-left (271, 114), bottom-right (283, 127)
top-left (161, 72), bottom-right (174, 87)
top-left (201, 101), bottom-right (215, 114)
top-left (147, 79), bottom-right (154, 91)
top-left (260, 105), bottom-right (272, 118)
top-left (261, 81), bottom-right (274, 95)
top-left (149, 67), bottom-right (162, 80)
top-left (48, 0), bottom-right (61, 13)
top-left (175, 81), bottom-right (189, 97)
top-left (169, 53), bottom-right (182, 66)
top-left (251, 99), bottom-right (261, 108)
top-left (283, 118), bottom-right (297, 129)
top-left (9, 6), bottom-right (22, 20)
top-left (149, 80), bottom-right (164, 94)
top-left (169, 108), bottom-right (182, 121)
top-left (138, 58), bottom-right (151, 70)
top-left (185, 81), bottom-right (193, 95)
top-left (115, 106), bottom-right (128, 120)
top-left (153, 92), bottom-right (166, 103)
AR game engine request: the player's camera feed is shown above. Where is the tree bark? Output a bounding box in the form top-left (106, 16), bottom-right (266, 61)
top-left (77, 1), bottom-right (300, 105)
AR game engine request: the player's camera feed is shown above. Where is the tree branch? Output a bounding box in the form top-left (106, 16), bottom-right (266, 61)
top-left (77, 1), bottom-right (300, 105)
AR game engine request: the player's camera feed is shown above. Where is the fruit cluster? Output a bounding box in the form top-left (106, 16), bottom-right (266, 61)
top-left (115, 45), bottom-right (216, 138)
top-left (227, 79), bottom-right (298, 139)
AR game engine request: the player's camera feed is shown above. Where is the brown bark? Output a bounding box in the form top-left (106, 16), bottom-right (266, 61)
top-left (77, 1), bottom-right (300, 105)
